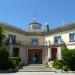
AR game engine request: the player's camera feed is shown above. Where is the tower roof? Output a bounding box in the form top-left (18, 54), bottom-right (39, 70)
top-left (28, 17), bottom-right (42, 30)
top-left (28, 21), bottom-right (41, 26)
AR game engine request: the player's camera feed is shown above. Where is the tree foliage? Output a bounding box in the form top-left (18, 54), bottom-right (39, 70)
top-left (0, 27), bottom-right (6, 46)
top-left (62, 47), bottom-right (75, 71)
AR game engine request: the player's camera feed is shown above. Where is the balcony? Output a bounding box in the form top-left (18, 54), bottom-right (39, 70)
top-left (10, 40), bottom-right (63, 46)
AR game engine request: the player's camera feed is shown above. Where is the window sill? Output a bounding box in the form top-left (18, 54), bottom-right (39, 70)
top-left (69, 40), bottom-right (75, 42)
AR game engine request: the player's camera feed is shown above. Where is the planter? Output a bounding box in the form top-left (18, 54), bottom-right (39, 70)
top-left (48, 61), bottom-right (53, 67)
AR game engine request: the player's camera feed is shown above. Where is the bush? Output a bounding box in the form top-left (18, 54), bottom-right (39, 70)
top-left (62, 65), bottom-right (69, 71)
top-left (68, 50), bottom-right (75, 71)
top-left (62, 48), bottom-right (75, 71)
top-left (8, 58), bottom-right (18, 69)
top-left (53, 60), bottom-right (63, 69)
top-left (0, 46), bottom-right (9, 59)
top-left (0, 27), bottom-right (20, 71)
top-left (0, 46), bottom-right (10, 70)
top-left (9, 57), bottom-right (21, 66)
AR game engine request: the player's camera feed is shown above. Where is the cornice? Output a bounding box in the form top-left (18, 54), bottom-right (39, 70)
top-left (0, 22), bottom-right (75, 36)
top-left (0, 22), bottom-right (28, 35)
top-left (47, 22), bottom-right (75, 35)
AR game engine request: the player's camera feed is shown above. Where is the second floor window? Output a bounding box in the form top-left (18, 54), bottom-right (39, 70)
top-left (69, 33), bottom-right (75, 42)
top-left (9, 34), bottom-right (16, 43)
top-left (54, 36), bottom-right (61, 44)
top-left (31, 39), bottom-right (38, 45)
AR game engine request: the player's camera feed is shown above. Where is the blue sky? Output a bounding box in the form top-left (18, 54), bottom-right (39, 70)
top-left (0, 0), bottom-right (75, 29)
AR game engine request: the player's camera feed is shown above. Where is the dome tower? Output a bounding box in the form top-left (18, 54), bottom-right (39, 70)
top-left (28, 17), bottom-right (42, 32)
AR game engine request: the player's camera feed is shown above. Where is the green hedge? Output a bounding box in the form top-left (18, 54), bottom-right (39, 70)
top-left (53, 49), bottom-right (75, 71)
top-left (62, 48), bottom-right (75, 71)
top-left (9, 57), bottom-right (21, 66)
top-left (53, 60), bottom-right (63, 69)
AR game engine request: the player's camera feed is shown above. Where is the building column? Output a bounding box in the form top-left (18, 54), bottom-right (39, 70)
top-left (9, 44), bottom-right (13, 57)
top-left (48, 46), bottom-right (51, 61)
top-left (57, 47), bottom-right (62, 60)
top-left (19, 47), bottom-right (26, 64)
top-left (19, 47), bottom-right (23, 63)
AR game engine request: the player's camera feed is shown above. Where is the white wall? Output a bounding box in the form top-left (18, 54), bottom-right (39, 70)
top-left (45, 29), bottom-right (75, 49)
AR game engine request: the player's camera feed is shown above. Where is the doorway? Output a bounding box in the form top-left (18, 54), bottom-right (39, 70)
top-left (28, 49), bottom-right (42, 64)
top-left (13, 47), bottom-right (19, 57)
top-left (51, 48), bottom-right (57, 60)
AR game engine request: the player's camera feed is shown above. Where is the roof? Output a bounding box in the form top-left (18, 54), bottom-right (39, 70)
top-left (47, 22), bottom-right (75, 35)
top-left (0, 22), bottom-right (75, 36)
top-left (0, 22), bottom-right (27, 35)
top-left (0, 22), bottom-right (45, 36)
top-left (28, 21), bottom-right (42, 26)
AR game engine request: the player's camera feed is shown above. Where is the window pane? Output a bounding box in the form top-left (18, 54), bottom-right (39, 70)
top-left (9, 34), bottom-right (16, 43)
top-left (69, 33), bottom-right (75, 41)
top-left (31, 39), bottom-right (38, 45)
top-left (54, 36), bottom-right (61, 44)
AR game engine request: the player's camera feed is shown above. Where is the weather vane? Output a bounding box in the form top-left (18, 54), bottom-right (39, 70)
top-left (33, 15), bottom-right (36, 22)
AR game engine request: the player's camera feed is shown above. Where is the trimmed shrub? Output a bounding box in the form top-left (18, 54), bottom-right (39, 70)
top-left (62, 48), bottom-right (75, 71)
top-left (8, 58), bottom-right (18, 69)
top-left (62, 65), bottom-right (69, 71)
top-left (53, 60), bottom-right (63, 69)
top-left (9, 57), bottom-right (21, 66)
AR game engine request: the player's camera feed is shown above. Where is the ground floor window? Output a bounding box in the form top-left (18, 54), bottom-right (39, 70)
top-left (13, 47), bottom-right (19, 57)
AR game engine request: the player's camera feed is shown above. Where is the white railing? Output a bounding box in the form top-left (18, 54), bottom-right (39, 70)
top-left (11, 40), bottom-right (62, 46)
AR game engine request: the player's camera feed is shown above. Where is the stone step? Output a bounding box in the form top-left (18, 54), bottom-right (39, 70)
top-left (19, 65), bottom-right (53, 72)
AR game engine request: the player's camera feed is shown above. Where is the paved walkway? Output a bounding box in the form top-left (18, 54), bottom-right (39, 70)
top-left (19, 64), bottom-right (52, 72)
top-left (0, 72), bottom-right (75, 75)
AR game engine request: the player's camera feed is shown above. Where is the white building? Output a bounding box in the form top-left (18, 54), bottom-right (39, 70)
top-left (0, 20), bottom-right (75, 65)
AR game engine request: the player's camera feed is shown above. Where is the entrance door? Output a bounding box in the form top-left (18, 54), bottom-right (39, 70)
top-left (51, 48), bottom-right (57, 60)
top-left (13, 47), bottom-right (19, 57)
top-left (28, 49), bottom-right (42, 64)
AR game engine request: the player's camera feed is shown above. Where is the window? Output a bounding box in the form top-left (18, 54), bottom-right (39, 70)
top-left (69, 33), bottom-right (75, 42)
top-left (13, 48), bottom-right (19, 57)
top-left (9, 34), bottom-right (16, 43)
top-left (54, 36), bottom-right (61, 44)
top-left (31, 39), bottom-right (38, 45)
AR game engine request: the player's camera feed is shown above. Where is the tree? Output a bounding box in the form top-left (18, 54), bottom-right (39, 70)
top-left (0, 27), bottom-right (6, 46)
top-left (0, 26), bottom-right (10, 70)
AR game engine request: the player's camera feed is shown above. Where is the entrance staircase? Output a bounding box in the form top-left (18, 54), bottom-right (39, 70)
top-left (19, 64), bottom-right (53, 72)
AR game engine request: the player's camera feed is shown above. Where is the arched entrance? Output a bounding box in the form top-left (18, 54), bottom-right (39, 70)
top-left (28, 49), bottom-right (42, 64)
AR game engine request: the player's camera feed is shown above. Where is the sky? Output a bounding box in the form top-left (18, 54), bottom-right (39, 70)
top-left (0, 0), bottom-right (75, 29)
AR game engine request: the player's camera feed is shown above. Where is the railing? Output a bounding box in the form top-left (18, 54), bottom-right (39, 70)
top-left (25, 28), bottom-right (45, 32)
top-left (10, 40), bottom-right (63, 46)
top-left (6, 38), bottom-right (75, 46)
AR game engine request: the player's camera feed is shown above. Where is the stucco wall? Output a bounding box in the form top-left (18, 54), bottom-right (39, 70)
top-left (4, 29), bottom-right (27, 42)
top-left (4, 29), bottom-right (45, 45)
top-left (45, 29), bottom-right (75, 49)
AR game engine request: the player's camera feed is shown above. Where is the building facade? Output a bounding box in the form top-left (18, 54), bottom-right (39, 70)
top-left (0, 20), bottom-right (75, 65)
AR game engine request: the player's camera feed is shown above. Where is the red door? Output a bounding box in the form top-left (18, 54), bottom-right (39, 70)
top-left (13, 47), bottom-right (19, 57)
top-left (51, 48), bottom-right (57, 60)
